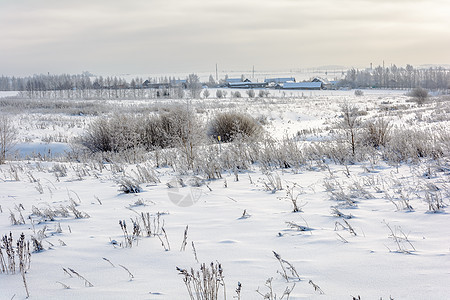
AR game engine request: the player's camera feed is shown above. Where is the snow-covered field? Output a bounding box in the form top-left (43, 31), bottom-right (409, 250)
top-left (1, 90), bottom-right (449, 299)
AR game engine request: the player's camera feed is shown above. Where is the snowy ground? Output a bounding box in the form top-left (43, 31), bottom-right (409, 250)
top-left (1, 90), bottom-right (449, 299)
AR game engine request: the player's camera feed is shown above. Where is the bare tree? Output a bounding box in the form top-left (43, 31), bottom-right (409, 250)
top-left (186, 73), bottom-right (202, 99)
top-left (208, 74), bottom-right (216, 87)
top-left (0, 116), bottom-right (17, 164)
top-left (340, 103), bottom-right (361, 156)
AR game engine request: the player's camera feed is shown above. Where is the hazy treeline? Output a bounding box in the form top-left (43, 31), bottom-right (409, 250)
top-left (1, 64), bottom-right (449, 99)
top-left (341, 64), bottom-right (450, 89)
top-left (0, 72), bottom-right (194, 99)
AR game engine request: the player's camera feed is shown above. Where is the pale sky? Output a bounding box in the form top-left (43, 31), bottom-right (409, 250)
top-left (1, 0), bottom-right (449, 76)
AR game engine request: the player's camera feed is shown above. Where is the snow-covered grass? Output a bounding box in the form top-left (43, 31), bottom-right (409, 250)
top-left (1, 90), bottom-right (449, 299)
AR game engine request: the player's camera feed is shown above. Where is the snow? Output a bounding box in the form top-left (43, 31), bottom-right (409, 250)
top-left (0, 90), bottom-right (449, 299)
top-left (0, 91), bottom-right (19, 98)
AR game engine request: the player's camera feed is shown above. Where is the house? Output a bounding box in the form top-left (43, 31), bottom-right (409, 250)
top-left (227, 82), bottom-right (268, 89)
top-left (142, 80), bottom-right (170, 89)
top-left (282, 82), bottom-right (322, 90)
top-left (226, 78), bottom-right (251, 83)
top-left (264, 77), bottom-right (296, 84)
top-left (312, 77), bottom-right (332, 89)
top-left (171, 79), bottom-right (187, 88)
top-left (330, 81), bottom-right (338, 89)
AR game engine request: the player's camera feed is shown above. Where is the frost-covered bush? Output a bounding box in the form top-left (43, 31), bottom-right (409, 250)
top-left (0, 115), bottom-right (17, 164)
top-left (354, 89), bottom-right (364, 96)
top-left (207, 112), bottom-right (262, 143)
top-left (384, 127), bottom-right (445, 163)
top-left (232, 91), bottom-right (242, 98)
top-left (80, 105), bottom-right (203, 154)
top-left (362, 118), bottom-right (392, 148)
top-left (80, 115), bottom-right (138, 152)
top-left (258, 89), bottom-right (270, 98)
top-left (408, 87), bottom-right (429, 105)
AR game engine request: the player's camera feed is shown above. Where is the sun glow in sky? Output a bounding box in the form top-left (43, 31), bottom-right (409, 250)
top-left (1, 0), bottom-right (449, 76)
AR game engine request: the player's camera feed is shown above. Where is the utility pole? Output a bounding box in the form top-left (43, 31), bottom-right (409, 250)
top-left (215, 63), bottom-right (218, 81)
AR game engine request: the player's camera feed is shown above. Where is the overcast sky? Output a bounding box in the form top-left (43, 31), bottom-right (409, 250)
top-left (1, 0), bottom-right (449, 76)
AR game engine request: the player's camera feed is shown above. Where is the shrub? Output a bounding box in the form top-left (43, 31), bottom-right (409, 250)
top-left (363, 118), bottom-right (392, 148)
top-left (258, 89), bottom-right (270, 98)
top-left (207, 112), bottom-right (262, 142)
top-left (232, 91), bottom-right (242, 98)
top-left (138, 115), bottom-right (169, 150)
top-left (216, 90), bottom-right (223, 99)
top-left (0, 115), bottom-right (17, 164)
top-left (80, 105), bottom-right (203, 154)
top-left (246, 89), bottom-right (255, 98)
top-left (354, 89), bottom-right (364, 96)
top-left (408, 87), bottom-right (429, 105)
top-left (80, 115), bottom-right (140, 153)
top-left (384, 127), bottom-right (444, 163)
top-left (173, 87), bottom-right (185, 99)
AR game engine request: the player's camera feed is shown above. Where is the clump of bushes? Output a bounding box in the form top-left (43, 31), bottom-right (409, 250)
top-left (354, 89), bottom-right (364, 96)
top-left (362, 118), bottom-right (392, 148)
top-left (207, 112), bottom-right (263, 143)
top-left (80, 105), bottom-right (203, 153)
top-left (80, 115), bottom-right (137, 153)
top-left (408, 87), bottom-right (429, 105)
top-left (384, 127), bottom-right (445, 162)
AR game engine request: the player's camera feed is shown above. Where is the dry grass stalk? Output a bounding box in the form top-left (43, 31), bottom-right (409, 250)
top-left (176, 262), bottom-right (225, 300)
top-left (384, 221), bottom-right (416, 254)
top-left (180, 225), bottom-right (188, 251)
top-left (66, 267), bottom-right (94, 287)
top-left (309, 280), bottom-right (324, 294)
top-left (1, 233), bottom-right (31, 297)
top-left (273, 251), bottom-right (300, 282)
top-left (119, 264), bottom-right (134, 280)
top-left (192, 241), bottom-right (199, 263)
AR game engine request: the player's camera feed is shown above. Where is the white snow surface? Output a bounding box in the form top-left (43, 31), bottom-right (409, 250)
top-left (0, 90), bottom-right (449, 299)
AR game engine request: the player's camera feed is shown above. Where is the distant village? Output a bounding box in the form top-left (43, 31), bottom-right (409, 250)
top-left (143, 76), bottom-right (336, 91)
top-left (1, 64), bottom-right (448, 100)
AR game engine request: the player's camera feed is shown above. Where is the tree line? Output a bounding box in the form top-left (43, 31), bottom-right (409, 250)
top-left (1, 64), bottom-right (449, 99)
top-left (0, 72), bottom-right (203, 99)
top-left (340, 64), bottom-right (450, 90)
